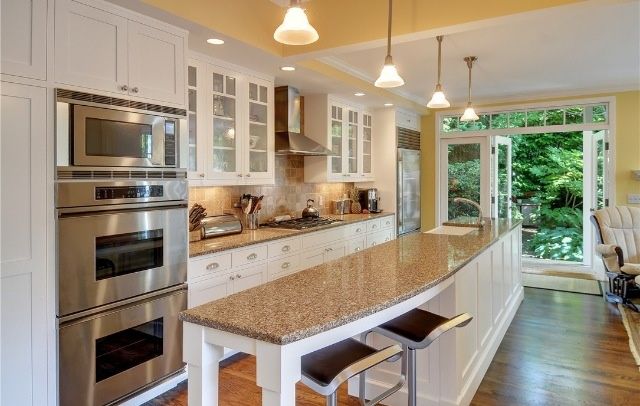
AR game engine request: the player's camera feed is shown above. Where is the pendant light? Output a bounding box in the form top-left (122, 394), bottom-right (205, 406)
top-left (374, 0), bottom-right (404, 88)
top-left (460, 56), bottom-right (479, 122)
top-left (427, 36), bottom-right (450, 108)
top-left (274, 0), bottom-right (319, 46)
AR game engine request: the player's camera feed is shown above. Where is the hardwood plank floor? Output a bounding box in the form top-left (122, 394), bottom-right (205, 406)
top-left (147, 288), bottom-right (640, 405)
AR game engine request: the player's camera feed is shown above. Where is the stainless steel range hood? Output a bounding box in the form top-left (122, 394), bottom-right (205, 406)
top-left (274, 86), bottom-right (334, 156)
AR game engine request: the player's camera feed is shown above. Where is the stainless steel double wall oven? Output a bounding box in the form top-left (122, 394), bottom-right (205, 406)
top-left (55, 89), bottom-right (188, 405)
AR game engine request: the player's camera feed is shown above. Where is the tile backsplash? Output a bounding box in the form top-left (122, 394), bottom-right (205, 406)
top-left (189, 155), bottom-right (354, 221)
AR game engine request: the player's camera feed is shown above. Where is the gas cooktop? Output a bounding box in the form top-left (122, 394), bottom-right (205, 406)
top-left (262, 217), bottom-right (342, 230)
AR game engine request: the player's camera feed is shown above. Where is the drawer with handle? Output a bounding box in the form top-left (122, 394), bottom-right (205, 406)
top-left (346, 237), bottom-right (365, 255)
top-left (232, 244), bottom-right (268, 268)
top-left (268, 238), bottom-right (301, 258)
top-left (268, 253), bottom-right (301, 281)
top-left (188, 253), bottom-right (232, 280)
top-left (380, 216), bottom-right (395, 230)
top-left (366, 229), bottom-right (393, 248)
top-left (347, 222), bottom-right (367, 238)
top-left (366, 219), bottom-right (382, 233)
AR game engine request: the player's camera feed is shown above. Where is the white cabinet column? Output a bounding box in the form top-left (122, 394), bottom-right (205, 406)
top-left (1, 0), bottom-right (47, 80)
top-left (1, 82), bottom-right (48, 406)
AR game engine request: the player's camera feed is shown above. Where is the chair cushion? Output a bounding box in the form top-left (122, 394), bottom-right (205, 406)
top-left (622, 263), bottom-right (640, 276)
top-left (594, 206), bottom-right (640, 264)
top-left (377, 308), bottom-right (449, 346)
top-left (301, 338), bottom-right (376, 387)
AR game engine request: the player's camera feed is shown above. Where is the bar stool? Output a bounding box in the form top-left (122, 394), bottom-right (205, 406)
top-left (359, 310), bottom-right (473, 406)
top-left (301, 338), bottom-right (403, 406)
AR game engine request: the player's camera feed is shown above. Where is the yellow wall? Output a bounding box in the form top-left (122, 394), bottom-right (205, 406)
top-left (420, 90), bottom-right (640, 231)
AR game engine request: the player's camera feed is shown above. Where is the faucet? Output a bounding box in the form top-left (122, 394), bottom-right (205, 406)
top-left (453, 197), bottom-right (485, 227)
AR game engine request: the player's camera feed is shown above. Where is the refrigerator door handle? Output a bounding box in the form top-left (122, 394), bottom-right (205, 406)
top-left (398, 156), bottom-right (403, 233)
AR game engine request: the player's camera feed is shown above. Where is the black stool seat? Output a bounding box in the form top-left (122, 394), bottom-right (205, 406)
top-left (301, 338), bottom-right (377, 386)
top-left (376, 309), bottom-right (472, 349)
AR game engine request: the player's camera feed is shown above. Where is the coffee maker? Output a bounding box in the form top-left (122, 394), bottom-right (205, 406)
top-left (358, 188), bottom-right (381, 213)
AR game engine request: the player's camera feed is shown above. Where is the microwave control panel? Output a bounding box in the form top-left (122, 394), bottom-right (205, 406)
top-left (95, 185), bottom-right (163, 200)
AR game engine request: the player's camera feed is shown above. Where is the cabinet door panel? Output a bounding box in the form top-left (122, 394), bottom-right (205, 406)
top-left (55, 0), bottom-right (128, 93)
top-left (1, 82), bottom-right (47, 406)
top-left (189, 274), bottom-right (232, 308)
top-left (128, 21), bottom-right (184, 105)
top-left (245, 78), bottom-right (274, 183)
top-left (233, 264), bottom-right (267, 293)
top-left (1, 0), bottom-right (47, 79)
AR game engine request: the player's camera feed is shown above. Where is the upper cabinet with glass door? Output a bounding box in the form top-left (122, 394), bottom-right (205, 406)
top-left (304, 95), bottom-right (373, 183)
top-left (187, 56), bottom-right (274, 186)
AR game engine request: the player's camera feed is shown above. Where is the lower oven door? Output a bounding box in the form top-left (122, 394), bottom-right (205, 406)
top-left (59, 288), bottom-right (186, 406)
top-left (57, 204), bottom-right (187, 316)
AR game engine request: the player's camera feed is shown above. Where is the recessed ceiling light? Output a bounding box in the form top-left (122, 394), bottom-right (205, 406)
top-left (206, 38), bottom-right (225, 45)
top-left (280, 66), bottom-right (296, 71)
top-left (354, 92), bottom-right (365, 97)
top-left (384, 103), bottom-right (394, 107)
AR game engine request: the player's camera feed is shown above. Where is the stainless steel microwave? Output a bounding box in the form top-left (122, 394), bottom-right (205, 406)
top-left (56, 89), bottom-right (186, 168)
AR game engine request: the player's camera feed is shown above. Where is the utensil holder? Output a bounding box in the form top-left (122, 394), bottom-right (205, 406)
top-left (245, 212), bottom-right (259, 230)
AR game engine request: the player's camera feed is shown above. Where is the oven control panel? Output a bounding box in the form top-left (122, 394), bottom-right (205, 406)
top-left (95, 185), bottom-right (163, 200)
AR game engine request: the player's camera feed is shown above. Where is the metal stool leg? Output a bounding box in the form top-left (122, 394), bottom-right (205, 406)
top-left (326, 392), bottom-right (338, 406)
top-left (407, 347), bottom-right (417, 406)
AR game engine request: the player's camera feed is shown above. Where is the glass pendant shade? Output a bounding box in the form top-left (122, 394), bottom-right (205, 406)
top-left (375, 58), bottom-right (405, 88)
top-left (427, 87), bottom-right (450, 108)
top-left (273, 6), bottom-right (319, 45)
top-left (460, 104), bottom-right (479, 122)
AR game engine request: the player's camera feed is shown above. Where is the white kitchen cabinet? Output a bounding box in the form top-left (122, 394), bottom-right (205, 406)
top-left (54, 0), bottom-right (186, 105)
top-left (1, 0), bottom-right (47, 80)
top-left (1, 82), bottom-right (48, 406)
top-left (189, 272), bottom-right (233, 308)
top-left (396, 108), bottom-right (421, 131)
top-left (188, 57), bottom-right (274, 185)
top-left (304, 95), bottom-right (373, 183)
top-left (231, 263), bottom-right (268, 293)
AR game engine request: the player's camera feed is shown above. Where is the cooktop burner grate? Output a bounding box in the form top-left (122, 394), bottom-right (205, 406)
top-left (261, 217), bottom-right (342, 230)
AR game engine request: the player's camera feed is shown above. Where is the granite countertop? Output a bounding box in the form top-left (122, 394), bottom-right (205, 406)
top-left (189, 212), bottom-right (395, 258)
top-left (180, 219), bottom-right (521, 344)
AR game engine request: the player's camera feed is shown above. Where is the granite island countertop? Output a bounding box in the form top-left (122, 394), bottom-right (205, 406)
top-left (189, 212), bottom-right (395, 258)
top-left (180, 218), bottom-right (522, 345)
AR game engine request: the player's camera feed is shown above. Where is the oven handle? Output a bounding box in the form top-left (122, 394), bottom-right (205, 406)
top-left (57, 201), bottom-right (187, 217)
top-left (58, 283), bottom-right (187, 327)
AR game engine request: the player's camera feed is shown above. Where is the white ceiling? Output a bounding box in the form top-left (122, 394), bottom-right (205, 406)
top-left (328, 0), bottom-right (640, 106)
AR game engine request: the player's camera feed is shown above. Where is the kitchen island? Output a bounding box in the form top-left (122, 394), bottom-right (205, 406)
top-left (180, 219), bottom-right (523, 405)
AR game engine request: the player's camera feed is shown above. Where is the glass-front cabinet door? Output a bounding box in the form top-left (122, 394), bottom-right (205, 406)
top-left (361, 112), bottom-right (373, 179)
top-left (187, 64), bottom-right (205, 180)
top-left (347, 110), bottom-right (359, 177)
top-left (209, 68), bottom-right (242, 180)
top-left (329, 104), bottom-right (344, 179)
top-left (246, 78), bottom-right (273, 182)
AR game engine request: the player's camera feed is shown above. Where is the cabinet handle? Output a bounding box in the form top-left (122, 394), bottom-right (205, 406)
top-left (385, 237), bottom-right (390, 242)
top-left (281, 262), bottom-right (290, 269)
top-left (247, 253), bottom-right (257, 260)
top-left (355, 247), bottom-right (361, 252)
top-left (371, 224), bottom-right (377, 229)
top-left (325, 247), bottom-right (333, 252)
top-left (229, 275), bottom-right (235, 280)
top-left (120, 84), bottom-right (128, 91)
top-left (372, 242), bottom-right (377, 246)
top-left (356, 228), bottom-right (362, 233)
top-left (199, 173), bottom-right (205, 178)
top-left (236, 273), bottom-right (242, 279)
top-left (206, 262), bottom-right (219, 270)
top-left (246, 174), bottom-right (251, 177)
top-left (281, 245), bottom-right (290, 252)
top-left (237, 174), bottom-right (243, 177)
top-left (131, 87), bottom-right (139, 93)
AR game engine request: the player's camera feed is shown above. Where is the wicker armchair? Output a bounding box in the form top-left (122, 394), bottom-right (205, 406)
top-left (592, 206), bottom-right (640, 311)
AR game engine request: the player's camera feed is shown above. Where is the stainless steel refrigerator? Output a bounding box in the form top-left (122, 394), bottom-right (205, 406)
top-left (397, 145), bottom-right (421, 235)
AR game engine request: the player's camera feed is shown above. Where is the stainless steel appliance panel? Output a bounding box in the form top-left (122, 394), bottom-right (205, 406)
top-left (59, 288), bottom-right (186, 406)
top-left (398, 148), bottom-right (421, 234)
top-left (57, 205), bottom-right (187, 316)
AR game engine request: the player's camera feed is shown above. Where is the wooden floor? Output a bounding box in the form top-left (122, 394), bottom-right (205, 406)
top-left (147, 288), bottom-right (640, 405)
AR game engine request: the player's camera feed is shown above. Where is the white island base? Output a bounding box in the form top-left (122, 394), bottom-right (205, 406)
top-left (183, 224), bottom-right (523, 406)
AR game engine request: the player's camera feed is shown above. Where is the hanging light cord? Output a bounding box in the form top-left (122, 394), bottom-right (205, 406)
top-left (435, 36), bottom-right (444, 89)
top-left (465, 56), bottom-right (476, 104)
top-left (385, 0), bottom-right (393, 62)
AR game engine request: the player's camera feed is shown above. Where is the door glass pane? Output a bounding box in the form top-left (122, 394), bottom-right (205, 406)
top-left (249, 151), bottom-right (267, 173)
top-left (96, 229), bottom-right (163, 280)
top-left (225, 76), bottom-right (235, 96)
top-left (348, 111), bottom-right (357, 174)
top-left (188, 66), bottom-right (197, 87)
top-left (259, 86), bottom-right (268, 103)
top-left (331, 117), bottom-right (342, 174)
top-left (212, 73), bottom-right (223, 93)
top-left (249, 82), bottom-right (258, 101)
top-left (447, 143), bottom-right (481, 221)
top-left (595, 131), bottom-right (606, 209)
top-left (95, 318), bottom-right (163, 382)
top-left (85, 118), bottom-right (153, 158)
top-left (497, 143), bottom-right (510, 218)
top-left (213, 95), bottom-right (235, 119)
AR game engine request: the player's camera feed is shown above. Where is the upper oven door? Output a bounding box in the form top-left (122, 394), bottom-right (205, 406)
top-left (73, 104), bottom-right (167, 167)
top-left (57, 204), bottom-right (187, 316)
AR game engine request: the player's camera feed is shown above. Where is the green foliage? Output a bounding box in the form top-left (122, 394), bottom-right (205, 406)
top-left (447, 158), bottom-right (481, 219)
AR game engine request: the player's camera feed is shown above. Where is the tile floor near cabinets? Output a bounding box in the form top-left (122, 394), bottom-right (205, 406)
top-left (149, 288), bottom-right (640, 405)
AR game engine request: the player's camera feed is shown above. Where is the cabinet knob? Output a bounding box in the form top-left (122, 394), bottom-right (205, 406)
top-left (199, 173), bottom-right (205, 178)
top-left (237, 174), bottom-right (243, 177)
top-left (372, 224), bottom-right (377, 229)
top-left (131, 87), bottom-right (139, 93)
top-left (236, 273), bottom-right (242, 279)
top-left (325, 247), bottom-right (333, 252)
top-left (229, 275), bottom-right (235, 280)
top-left (282, 245), bottom-right (290, 252)
top-left (355, 247), bottom-right (361, 252)
top-left (356, 228), bottom-right (362, 233)
top-left (120, 85), bottom-right (128, 91)
top-left (281, 262), bottom-right (290, 269)
top-left (385, 237), bottom-right (390, 242)
top-left (206, 262), bottom-right (219, 270)
top-left (246, 174), bottom-right (251, 177)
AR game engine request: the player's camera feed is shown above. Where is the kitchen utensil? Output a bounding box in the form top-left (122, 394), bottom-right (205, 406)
top-left (302, 199), bottom-right (320, 218)
top-left (189, 204), bottom-right (207, 232)
top-left (249, 195), bottom-right (264, 214)
top-left (245, 213), bottom-right (259, 230)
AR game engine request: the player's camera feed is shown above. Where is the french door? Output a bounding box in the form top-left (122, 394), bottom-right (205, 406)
top-left (492, 136), bottom-right (513, 219)
top-left (439, 137), bottom-right (490, 222)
